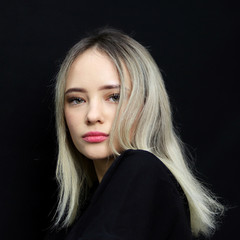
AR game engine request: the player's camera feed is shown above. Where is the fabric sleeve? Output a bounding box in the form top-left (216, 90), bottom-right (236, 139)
top-left (67, 150), bottom-right (192, 240)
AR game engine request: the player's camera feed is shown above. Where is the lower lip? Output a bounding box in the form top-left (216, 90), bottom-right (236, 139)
top-left (83, 136), bottom-right (108, 143)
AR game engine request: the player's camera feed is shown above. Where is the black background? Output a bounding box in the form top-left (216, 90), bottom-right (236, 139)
top-left (0, 0), bottom-right (239, 239)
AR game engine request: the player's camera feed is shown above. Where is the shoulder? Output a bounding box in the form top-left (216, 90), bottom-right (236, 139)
top-left (115, 149), bottom-right (173, 182)
top-left (100, 149), bottom-right (189, 216)
top-left (98, 149), bottom-right (181, 197)
top-left (111, 149), bottom-right (190, 220)
top-left (100, 149), bottom-right (183, 199)
top-left (120, 149), bottom-right (164, 167)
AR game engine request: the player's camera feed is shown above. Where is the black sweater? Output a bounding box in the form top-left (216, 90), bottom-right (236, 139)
top-left (49, 149), bottom-right (193, 240)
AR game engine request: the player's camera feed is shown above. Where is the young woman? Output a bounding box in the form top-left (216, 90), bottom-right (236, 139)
top-left (51, 28), bottom-right (224, 239)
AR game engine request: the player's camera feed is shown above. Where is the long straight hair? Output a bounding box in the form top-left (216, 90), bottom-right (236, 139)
top-left (54, 28), bottom-right (224, 237)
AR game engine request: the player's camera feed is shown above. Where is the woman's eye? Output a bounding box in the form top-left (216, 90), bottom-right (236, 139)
top-left (67, 97), bottom-right (85, 105)
top-left (108, 93), bottom-right (120, 103)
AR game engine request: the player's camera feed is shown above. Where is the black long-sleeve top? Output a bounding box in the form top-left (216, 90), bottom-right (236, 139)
top-left (48, 149), bottom-right (193, 239)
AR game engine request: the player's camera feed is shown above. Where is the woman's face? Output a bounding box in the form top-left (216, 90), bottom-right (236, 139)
top-left (64, 48), bottom-right (131, 161)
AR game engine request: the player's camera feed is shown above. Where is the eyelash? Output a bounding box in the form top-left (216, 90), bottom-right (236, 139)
top-left (108, 93), bottom-right (120, 103)
top-left (67, 97), bottom-right (85, 105)
top-left (66, 93), bottom-right (120, 105)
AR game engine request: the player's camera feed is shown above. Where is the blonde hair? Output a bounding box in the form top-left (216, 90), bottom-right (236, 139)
top-left (54, 28), bottom-right (224, 237)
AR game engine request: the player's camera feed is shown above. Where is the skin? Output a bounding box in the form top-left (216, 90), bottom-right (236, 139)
top-left (64, 48), bottom-right (131, 182)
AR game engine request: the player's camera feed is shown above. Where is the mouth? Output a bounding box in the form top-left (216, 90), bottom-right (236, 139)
top-left (82, 131), bottom-right (109, 143)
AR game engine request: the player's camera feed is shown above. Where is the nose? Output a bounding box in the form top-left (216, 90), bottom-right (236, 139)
top-left (86, 100), bottom-right (104, 125)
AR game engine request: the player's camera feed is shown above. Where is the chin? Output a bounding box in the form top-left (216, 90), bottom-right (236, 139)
top-left (79, 144), bottom-right (114, 161)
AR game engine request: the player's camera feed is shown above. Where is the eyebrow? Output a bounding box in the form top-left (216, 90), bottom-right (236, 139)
top-left (65, 84), bottom-right (120, 95)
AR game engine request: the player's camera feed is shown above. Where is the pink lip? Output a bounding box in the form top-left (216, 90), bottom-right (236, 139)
top-left (82, 131), bottom-right (109, 143)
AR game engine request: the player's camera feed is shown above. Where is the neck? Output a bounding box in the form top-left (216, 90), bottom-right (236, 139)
top-left (92, 158), bottom-right (114, 183)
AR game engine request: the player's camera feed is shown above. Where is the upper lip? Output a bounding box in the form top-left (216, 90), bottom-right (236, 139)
top-left (82, 131), bottom-right (109, 137)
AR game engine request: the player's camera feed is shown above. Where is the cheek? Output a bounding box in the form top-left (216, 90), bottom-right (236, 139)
top-left (64, 110), bottom-right (81, 133)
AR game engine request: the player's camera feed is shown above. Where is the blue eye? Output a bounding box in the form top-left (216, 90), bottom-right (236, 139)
top-left (108, 93), bottom-right (120, 103)
top-left (68, 97), bottom-right (85, 105)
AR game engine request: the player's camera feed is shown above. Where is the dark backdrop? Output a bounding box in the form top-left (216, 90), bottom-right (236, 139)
top-left (0, 0), bottom-right (239, 239)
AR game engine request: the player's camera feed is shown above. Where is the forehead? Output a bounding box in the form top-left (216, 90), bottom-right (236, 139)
top-left (66, 48), bottom-right (131, 90)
